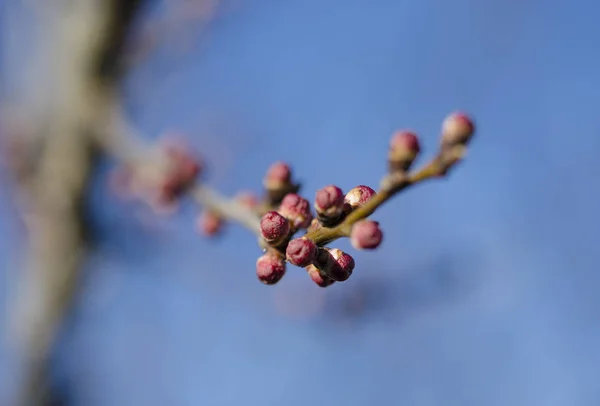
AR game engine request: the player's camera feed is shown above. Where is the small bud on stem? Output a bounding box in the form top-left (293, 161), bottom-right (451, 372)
top-left (256, 253), bottom-right (286, 285)
top-left (263, 161), bottom-right (300, 206)
top-left (235, 191), bottom-right (259, 210)
top-left (350, 220), bottom-right (383, 250)
top-left (286, 237), bottom-right (318, 267)
top-left (260, 211), bottom-right (291, 245)
top-left (441, 112), bottom-right (475, 148)
top-left (306, 264), bottom-right (335, 288)
top-left (344, 185), bottom-right (376, 211)
top-left (197, 210), bottom-right (224, 236)
top-left (279, 193), bottom-right (313, 229)
top-left (388, 130), bottom-right (420, 172)
top-left (315, 185), bottom-right (345, 226)
top-left (314, 248), bottom-right (355, 282)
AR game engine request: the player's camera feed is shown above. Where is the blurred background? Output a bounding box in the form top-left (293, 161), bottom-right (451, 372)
top-left (1, 0), bottom-right (600, 405)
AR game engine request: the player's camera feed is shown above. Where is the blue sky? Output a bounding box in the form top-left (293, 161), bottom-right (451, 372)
top-left (2, 0), bottom-right (600, 405)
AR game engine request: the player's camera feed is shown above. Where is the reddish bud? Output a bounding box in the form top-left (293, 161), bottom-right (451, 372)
top-left (235, 191), bottom-right (259, 210)
top-left (306, 264), bottom-right (335, 288)
top-left (389, 130), bottom-right (420, 171)
top-left (441, 112), bottom-right (475, 147)
top-left (155, 139), bottom-right (202, 204)
top-left (286, 237), bottom-right (318, 267)
top-left (279, 193), bottom-right (313, 229)
top-left (350, 220), bottom-right (383, 250)
top-left (256, 253), bottom-right (286, 285)
top-left (315, 185), bottom-right (345, 224)
top-left (260, 211), bottom-right (290, 244)
top-left (196, 211), bottom-right (224, 236)
top-left (164, 141), bottom-right (202, 184)
top-left (344, 185), bottom-right (376, 210)
top-left (263, 161), bottom-right (292, 190)
top-left (314, 248), bottom-right (355, 282)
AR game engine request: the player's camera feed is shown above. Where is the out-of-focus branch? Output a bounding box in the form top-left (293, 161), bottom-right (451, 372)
top-left (191, 185), bottom-right (261, 234)
top-left (125, 0), bottom-right (225, 67)
top-left (96, 99), bottom-right (262, 236)
top-left (7, 1), bottom-right (145, 405)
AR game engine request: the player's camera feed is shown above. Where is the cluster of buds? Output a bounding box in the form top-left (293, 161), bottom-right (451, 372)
top-left (109, 112), bottom-right (475, 290)
top-left (256, 112), bottom-right (474, 287)
top-left (257, 168), bottom-right (384, 286)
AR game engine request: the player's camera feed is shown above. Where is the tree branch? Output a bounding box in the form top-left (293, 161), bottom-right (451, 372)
top-left (7, 1), bottom-right (146, 405)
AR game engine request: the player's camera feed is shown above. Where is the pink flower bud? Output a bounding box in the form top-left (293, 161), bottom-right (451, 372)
top-left (256, 253), bottom-right (286, 285)
top-left (279, 193), bottom-right (313, 229)
top-left (157, 139), bottom-right (202, 202)
top-left (235, 191), bottom-right (259, 210)
top-left (350, 220), bottom-right (383, 250)
top-left (344, 185), bottom-right (376, 210)
top-left (315, 185), bottom-right (345, 222)
top-left (322, 248), bottom-right (355, 281)
top-left (263, 161), bottom-right (292, 190)
top-left (286, 237), bottom-right (318, 267)
top-left (164, 141), bottom-right (202, 184)
top-left (196, 211), bottom-right (224, 236)
top-left (389, 130), bottom-right (420, 171)
top-left (260, 211), bottom-right (290, 244)
top-left (441, 112), bottom-right (475, 147)
top-left (306, 264), bottom-right (335, 288)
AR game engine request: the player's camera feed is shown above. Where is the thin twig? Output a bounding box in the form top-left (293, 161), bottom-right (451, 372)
top-left (94, 95), bottom-right (263, 236)
top-left (304, 145), bottom-right (468, 245)
top-left (191, 185), bottom-right (261, 234)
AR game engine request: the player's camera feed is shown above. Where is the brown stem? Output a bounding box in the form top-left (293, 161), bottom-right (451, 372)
top-left (304, 145), bottom-right (467, 246)
top-left (191, 184), bottom-right (261, 235)
top-left (95, 98), bottom-right (264, 237)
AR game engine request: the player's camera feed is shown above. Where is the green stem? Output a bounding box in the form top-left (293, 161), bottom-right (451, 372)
top-left (304, 147), bottom-right (464, 246)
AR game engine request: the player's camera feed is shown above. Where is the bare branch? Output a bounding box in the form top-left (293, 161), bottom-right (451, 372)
top-left (7, 1), bottom-right (145, 404)
top-left (191, 184), bottom-right (261, 234)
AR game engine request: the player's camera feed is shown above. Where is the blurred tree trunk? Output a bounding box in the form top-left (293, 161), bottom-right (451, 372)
top-left (7, 1), bottom-right (144, 404)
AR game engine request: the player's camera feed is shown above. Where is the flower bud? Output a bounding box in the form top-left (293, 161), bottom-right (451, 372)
top-left (441, 112), bottom-right (475, 148)
top-left (306, 264), bottom-right (335, 288)
top-left (286, 237), bottom-right (318, 267)
top-left (322, 248), bottom-right (355, 281)
top-left (256, 253), bottom-right (286, 285)
top-left (350, 220), bottom-right (383, 250)
top-left (260, 211), bottom-right (290, 244)
top-left (196, 210), bottom-right (224, 236)
top-left (315, 185), bottom-right (345, 226)
top-left (164, 140), bottom-right (202, 184)
top-left (388, 130), bottom-right (420, 171)
top-left (344, 185), bottom-right (376, 210)
top-left (279, 193), bottom-right (313, 229)
top-left (236, 191), bottom-right (259, 210)
top-left (263, 161), bottom-right (292, 190)
top-left (156, 140), bottom-right (202, 202)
